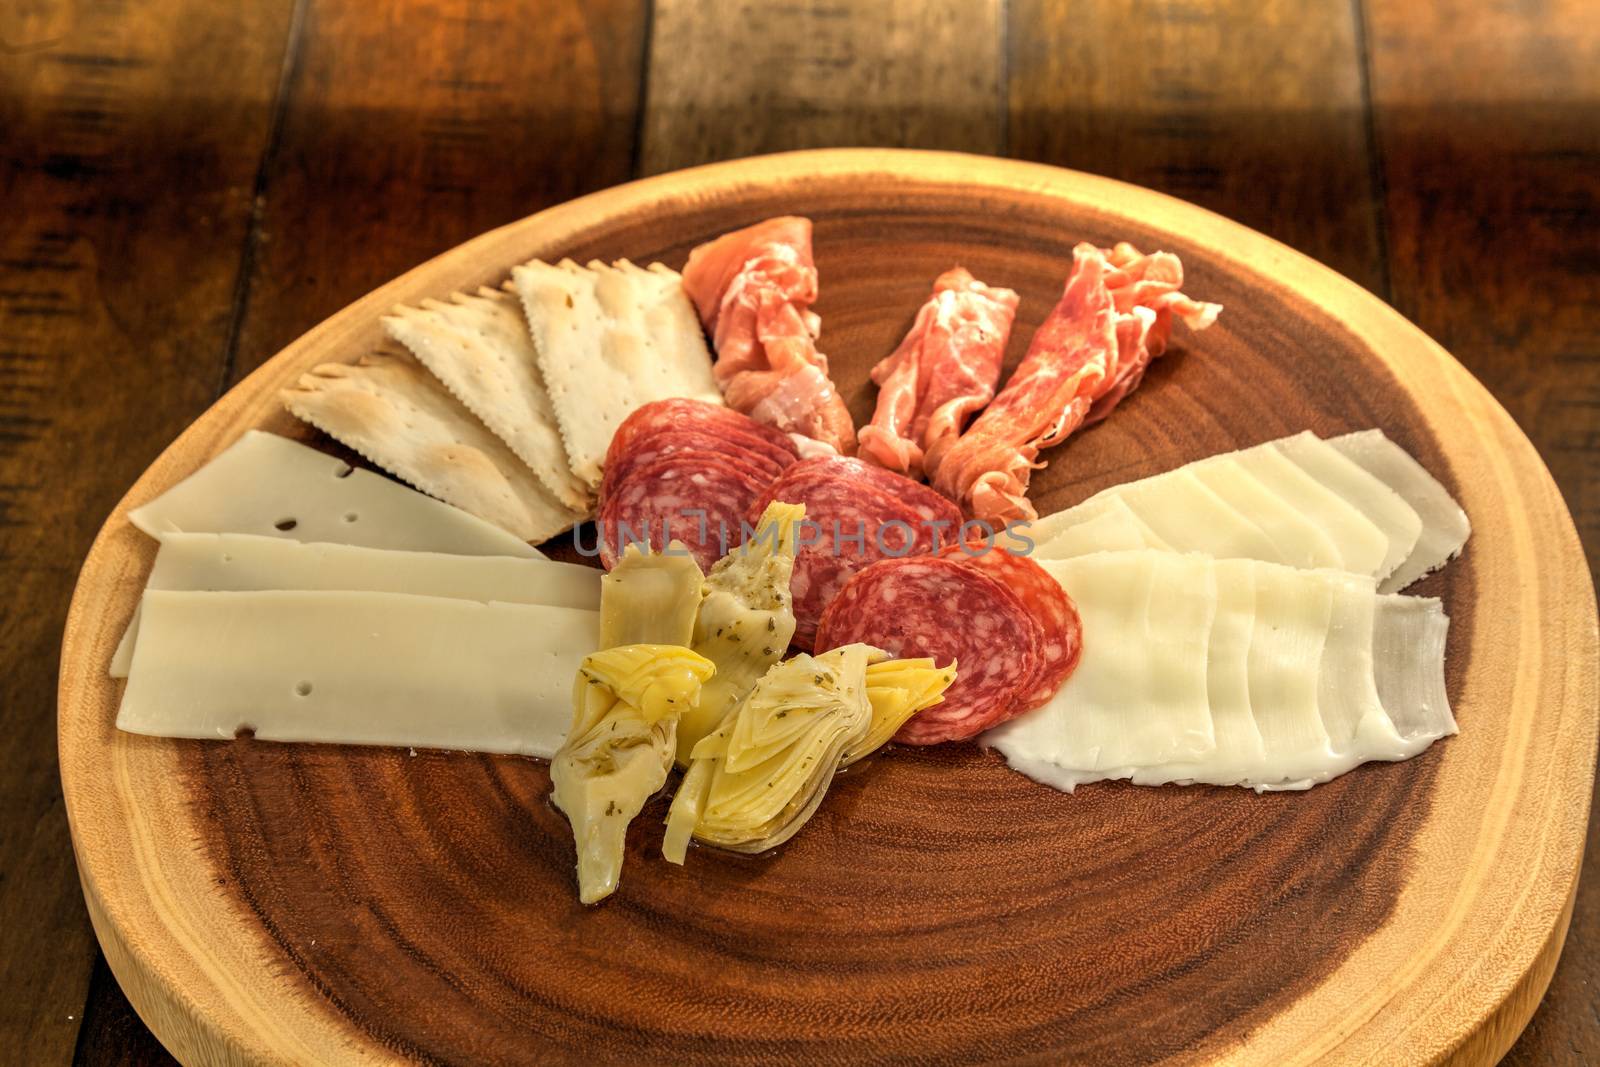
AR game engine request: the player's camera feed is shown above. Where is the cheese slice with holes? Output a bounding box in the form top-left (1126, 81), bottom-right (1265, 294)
top-left (110, 533), bottom-right (600, 677)
top-left (117, 590), bottom-right (598, 757)
top-left (128, 431), bottom-right (542, 557)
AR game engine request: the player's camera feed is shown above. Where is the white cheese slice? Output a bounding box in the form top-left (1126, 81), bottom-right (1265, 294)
top-left (989, 556), bottom-right (1455, 794)
top-left (1027, 496), bottom-right (1171, 559)
top-left (110, 534), bottom-right (600, 677)
top-left (1273, 431), bottom-right (1421, 581)
top-left (128, 431), bottom-right (541, 558)
top-left (1189, 461), bottom-right (1343, 569)
top-left (118, 590), bottom-right (598, 758)
top-left (984, 550), bottom-right (1217, 790)
top-left (1373, 594), bottom-right (1458, 741)
top-left (1103, 470), bottom-right (1283, 562)
top-left (1222, 445), bottom-right (1390, 576)
top-left (1329, 430), bottom-right (1471, 591)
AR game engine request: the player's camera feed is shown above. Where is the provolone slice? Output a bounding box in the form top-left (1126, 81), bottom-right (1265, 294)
top-left (1328, 430), bottom-right (1470, 591)
top-left (118, 590), bottom-right (598, 757)
top-left (110, 534), bottom-right (600, 677)
top-left (1029, 496), bottom-right (1171, 559)
top-left (1273, 431), bottom-right (1421, 581)
top-left (128, 431), bottom-right (541, 557)
top-left (985, 550), bottom-right (1217, 790)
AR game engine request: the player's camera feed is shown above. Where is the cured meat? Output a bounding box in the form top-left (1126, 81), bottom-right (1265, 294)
top-left (602, 430), bottom-right (789, 500)
top-left (606, 397), bottom-right (799, 466)
top-left (859, 268), bottom-right (1019, 479)
top-left (752, 457), bottom-right (962, 649)
top-left (598, 456), bottom-right (769, 573)
top-left (938, 543), bottom-right (1081, 711)
top-left (814, 556), bottom-right (1042, 745)
top-left (931, 243), bottom-right (1221, 524)
top-left (681, 217), bottom-right (858, 455)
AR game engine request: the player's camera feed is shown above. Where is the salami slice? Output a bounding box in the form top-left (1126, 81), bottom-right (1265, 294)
top-left (598, 455), bottom-right (768, 573)
top-left (607, 397), bottom-right (800, 465)
top-left (603, 432), bottom-right (786, 503)
top-left (938, 543), bottom-right (1082, 710)
top-left (814, 556), bottom-right (1041, 744)
top-left (778, 455), bottom-right (961, 530)
top-left (753, 461), bottom-right (954, 649)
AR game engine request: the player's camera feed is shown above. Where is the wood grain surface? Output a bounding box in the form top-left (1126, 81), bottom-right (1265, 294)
top-left (56, 151), bottom-right (1598, 1065)
top-left (2, 1), bottom-right (1595, 1063)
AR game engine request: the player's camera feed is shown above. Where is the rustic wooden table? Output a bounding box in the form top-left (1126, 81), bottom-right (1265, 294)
top-left (4, 1), bottom-right (1595, 1063)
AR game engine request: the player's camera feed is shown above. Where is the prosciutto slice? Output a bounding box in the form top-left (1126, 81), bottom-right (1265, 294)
top-left (931, 243), bottom-right (1220, 524)
top-left (858, 268), bottom-right (1019, 479)
top-left (681, 217), bottom-right (857, 455)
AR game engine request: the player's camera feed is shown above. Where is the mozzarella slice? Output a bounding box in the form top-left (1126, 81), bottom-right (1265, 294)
top-left (1329, 430), bottom-right (1471, 591)
top-left (129, 431), bottom-right (541, 558)
top-left (118, 590), bottom-right (599, 757)
top-left (110, 534), bottom-right (600, 677)
top-left (984, 551), bottom-right (1216, 791)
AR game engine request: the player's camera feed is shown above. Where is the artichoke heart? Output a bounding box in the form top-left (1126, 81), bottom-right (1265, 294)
top-left (843, 658), bottom-right (958, 767)
top-left (677, 501), bottom-right (806, 765)
top-left (551, 542), bottom-right (710, 905)
top-left (663, 643), bottom-right (877, 863)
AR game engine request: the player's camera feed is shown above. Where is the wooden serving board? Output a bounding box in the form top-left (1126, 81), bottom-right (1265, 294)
top-left (59, 150), bottom-right (1598, 1066)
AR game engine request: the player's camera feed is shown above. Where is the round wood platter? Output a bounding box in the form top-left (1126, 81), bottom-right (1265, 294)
top-left (59, 149), bottom-right (1598, 1066)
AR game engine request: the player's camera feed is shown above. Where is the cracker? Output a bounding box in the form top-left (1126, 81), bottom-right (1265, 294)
top-left (511, 258), bottom-right (722, 489)
top-left (280, 349), bottom-right (583, 544)
top-left (382, 287), bottom-right (590, 512)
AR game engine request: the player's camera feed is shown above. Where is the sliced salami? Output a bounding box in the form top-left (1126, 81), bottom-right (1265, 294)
top-left (606, 397), bottom-right (800, 466)
top-left (777, 455), bottom-right (961, 531)
top-left (814, 556), bottom-right (1041, 745)
top-left (603, 431), bottom-right (786, 502)
top-left (598, 454), bottom-right (768, 573)
top-left (753, 460), bottom-right (957, 649)
top-left (938, 543), bottom-right (1082, 710)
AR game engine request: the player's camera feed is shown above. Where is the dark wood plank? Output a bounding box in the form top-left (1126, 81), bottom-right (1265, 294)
top-left (1007, 0), bottom-right (1387, 294)
top-left (0, 1), bottom-right (298, 1060)
top-left (639, 0), bottom-right (1005, 175)
top-left (223, 0), bottom-right (649, 386)
top-left (72, 959), bottom-right (175, 1067)
top-left (1362, 2), bottom-right (1600, 1063)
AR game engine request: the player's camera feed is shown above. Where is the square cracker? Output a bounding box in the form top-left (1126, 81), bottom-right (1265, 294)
top-left (382, 287), bottom-right (590, 512)
top-left (511, 258), bottom-right (722, 489)
top-left (280, 349), bottom-right (583, 544)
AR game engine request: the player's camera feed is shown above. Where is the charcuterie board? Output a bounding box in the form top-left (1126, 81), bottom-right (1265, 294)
top-left (58, 149), bottom-right (1597, 1065)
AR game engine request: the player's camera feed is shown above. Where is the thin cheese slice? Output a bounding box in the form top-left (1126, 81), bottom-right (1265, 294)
top-left (1222, 446), bottom-right (1390, 576)
top-left (1106, 470), bottom-right (1283, 561)
top-left (1189, 461), bottom-right (1343, 568)
top-left (990, 555), bottom-right (1456, 794)
top-left (281, 350), bottom-right (583, 543)
top-left (118, 590), bottom-right (598, 757)
top-left (1374, 594), bottom-right (1458, 741)
top-left (382, 287), bottom-right (591, 511)
top-left (1273, 431), bottom-right (1421, 581)
top-left (1329, 430), bottom-right (1471, 591)
top-left (1028, 496), bottom-right (1171, 559)
top-left (110, 533), bottom-right (601, 677)
top-left (1028, 431), bottom-right (1435, 585)
top-left (128, 431), bottom-right (541, 557)
top-left (985, 551), bottom-right (1217, 790)
top-left (511, 258), bottom-right (722, 489)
